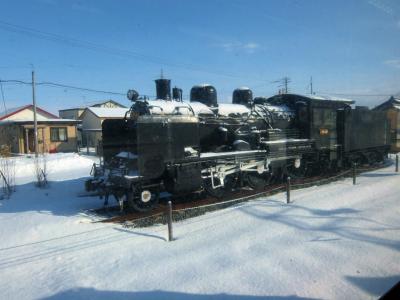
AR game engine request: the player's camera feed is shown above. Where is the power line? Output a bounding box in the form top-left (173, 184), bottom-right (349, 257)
top-left (0, 79), bottom-right (31, 85)
top-left (38, 82), bottom-right (125, 96)
top-left (0, 78), bottom-right (395, 100)
top-left (0, 79), bottom-right (125, 96)
top-left (0, 20), bottom-right (268, 82)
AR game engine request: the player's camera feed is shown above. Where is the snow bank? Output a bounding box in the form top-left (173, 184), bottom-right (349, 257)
top-left (10, 153), bottom-right (98, 185)
top-left (0, 155), bottom-right (399, 299)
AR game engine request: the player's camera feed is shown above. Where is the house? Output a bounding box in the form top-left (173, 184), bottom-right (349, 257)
top-left (91, 100), bottom-right (127, 108)
top-left (0, 105), bottom-right (80, 154)
top-left (79, 106), bottom-right (129, 148)
top-left (58, 100), bottom-right (127, 120)
top-left (374, 96), bottom-right (400, 152)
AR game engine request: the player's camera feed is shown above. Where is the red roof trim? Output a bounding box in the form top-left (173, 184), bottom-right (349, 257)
top-left (0, 104), bottom-right (59, 121)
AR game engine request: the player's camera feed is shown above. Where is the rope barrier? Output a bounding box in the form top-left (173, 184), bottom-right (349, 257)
top-left (110, 162), bottom-right (392, 228)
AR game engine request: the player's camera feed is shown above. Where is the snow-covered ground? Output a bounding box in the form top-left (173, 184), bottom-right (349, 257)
top-left (0, 153), bottom-right (399, 299)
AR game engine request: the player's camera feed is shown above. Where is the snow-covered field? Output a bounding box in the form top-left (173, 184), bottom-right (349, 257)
top-left (0, 153), bottom-right (399, 299)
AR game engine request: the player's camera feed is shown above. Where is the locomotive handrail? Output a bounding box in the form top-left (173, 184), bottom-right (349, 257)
top-left (172, 105), bottom-right (195, 116)
top-left (148, 105), bottom-right (164, 114)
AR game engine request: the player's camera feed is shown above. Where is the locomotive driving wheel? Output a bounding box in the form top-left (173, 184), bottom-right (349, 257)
top-left (203, 174), bottom-right (238, 199)
top-left (126, 185), bottom-right (159, 212)
top-left (244, 172), bottom-right (271, 190)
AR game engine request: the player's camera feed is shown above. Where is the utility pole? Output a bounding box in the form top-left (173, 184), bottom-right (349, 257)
top-left (310, 76), bottom-right (314, 95)
top-left (283, 77), bottom-right (289, 94)
top-left (32, 70), bottom-right (38, 158)
top-left (272, 76), bottom-right (291, 94)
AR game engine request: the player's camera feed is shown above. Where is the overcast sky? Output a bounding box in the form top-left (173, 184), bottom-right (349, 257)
top-left (0, 0), bottom-right (399, 113)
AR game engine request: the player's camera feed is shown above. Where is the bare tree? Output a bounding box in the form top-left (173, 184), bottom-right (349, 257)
top-left (34, 153), bottom-right (48, 188)
top-left (0, 145), bottom-right (16, 199)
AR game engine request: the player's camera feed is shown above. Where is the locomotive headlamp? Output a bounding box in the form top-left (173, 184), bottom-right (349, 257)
top-left (127, 89), bottom-right (139, 102)
top-left (320, 128), bottom-right (329, 135)
top-left (141, 190), bottom-right (152, 203)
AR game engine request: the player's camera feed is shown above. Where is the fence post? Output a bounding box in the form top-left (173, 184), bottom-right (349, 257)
top-left (396, 154), bottom-right (399, 173)
top-left (286, 176), bottom-right (291, 204)
top-left (352, 163), bottom-right (356, 185)
top-left (167, 201), bottom-right (173, 241)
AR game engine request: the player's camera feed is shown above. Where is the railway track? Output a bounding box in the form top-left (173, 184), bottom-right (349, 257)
top-left (86, 162), bottom-right (391, 227)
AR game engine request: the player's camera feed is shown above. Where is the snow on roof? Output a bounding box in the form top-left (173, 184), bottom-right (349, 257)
top-left (59, 107), bottom-right (86, 112)
top-left (393, 97), bottom-right (400, 103)
top-left (304, 94), bottom-right (354, 102)
top-left (86, 107), bottom-right (129, 118)
top-left (192, 84), bottom-right (213, 88)
top-left (374, 96), bottom-right (400, 111)
top-left (284, 93), bottom-right (355, 103)
top-left (236, 86), bottom-right (250, 90)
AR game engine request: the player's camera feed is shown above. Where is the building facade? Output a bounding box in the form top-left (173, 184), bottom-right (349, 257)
top-left (0, 105), bottom-right (80, 154)
top-left (79, 106), bottom-right (129, 148)
top-left (374, 96), bottom-right (400, 153)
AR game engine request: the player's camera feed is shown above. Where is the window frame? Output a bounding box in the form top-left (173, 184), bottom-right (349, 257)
top-left (50, 127), bottom-right (68, 142)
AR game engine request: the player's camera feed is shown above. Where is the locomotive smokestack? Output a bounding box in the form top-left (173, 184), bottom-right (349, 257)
top-left (232, 87), bottom-right (253, 106)
top-left (172, 87), bottom-right (183, 102)
top-left (155, 78), bottom-right (171, 100)
top-left (190, 84), bottom-right (218, 107)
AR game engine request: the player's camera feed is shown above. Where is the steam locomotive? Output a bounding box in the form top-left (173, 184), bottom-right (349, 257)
top-left (85, 78), bottom-right (390, 212)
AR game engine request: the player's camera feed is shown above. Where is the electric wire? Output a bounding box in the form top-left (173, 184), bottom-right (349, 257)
top-left (0, 78), bottom-right (395, 100)
top-left (0, 20), bottom-right (268, 82)
top-left (0, 79), bottom-right (125, 96)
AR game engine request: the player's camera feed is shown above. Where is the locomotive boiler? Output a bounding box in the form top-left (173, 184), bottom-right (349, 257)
top-left (86, 78), bottom-right (390, 212)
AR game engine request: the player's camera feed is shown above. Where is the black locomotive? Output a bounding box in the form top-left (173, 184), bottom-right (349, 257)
top-left (85, 78), bottom-right (390, 212)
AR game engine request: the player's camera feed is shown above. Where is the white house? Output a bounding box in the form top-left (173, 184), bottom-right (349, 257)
top-left (79, 107), bottom-right (129, 148)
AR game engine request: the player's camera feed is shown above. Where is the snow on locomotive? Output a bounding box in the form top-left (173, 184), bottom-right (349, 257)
top-left (85, 78), bottom-right (390, 212)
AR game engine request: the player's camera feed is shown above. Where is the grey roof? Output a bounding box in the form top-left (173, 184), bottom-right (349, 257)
top-left (297, 93), bottom-right (355, 103)
top-left (270, 93), bottom-right (355, 104)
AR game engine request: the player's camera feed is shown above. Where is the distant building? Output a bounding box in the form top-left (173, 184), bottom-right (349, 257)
top-left (91, 100), bottom-right (127, 108)
top-left (0, 105), bottom-right (80, 154)
top-left (58, 100), bottom-right (127, 120)
top-left (79, 106), bottom-right (129, 148)
top-left (374, 96), bottom-right (400, 152)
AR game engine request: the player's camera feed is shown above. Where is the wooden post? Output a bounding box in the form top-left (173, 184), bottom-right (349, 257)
top-left (286, 176), bottom-right (291, 204)
top-left (167, 201), bottom-right (173, 241)
top-left (352, 163), bottom-right (356, 185)
top-left (25, 128), bottom-right (29, 154)
top-left (86, 131), bottom-right (89, 155)
top-left (32, 71), bottom-right (38, 158)
top-left (396, 154), bottom-right (399, 173)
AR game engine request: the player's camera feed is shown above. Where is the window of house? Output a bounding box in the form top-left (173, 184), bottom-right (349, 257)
top-left (50, 127), bottom-right (68, 142)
